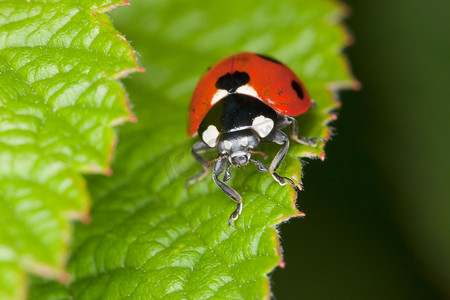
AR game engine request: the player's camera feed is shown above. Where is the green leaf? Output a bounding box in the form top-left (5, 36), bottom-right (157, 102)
top-left (0, 0), bottom-right (139, 298)
top-left (33, 0), bottom-right (357, 299)
top-left (29, 276), bottom-right (71, 300)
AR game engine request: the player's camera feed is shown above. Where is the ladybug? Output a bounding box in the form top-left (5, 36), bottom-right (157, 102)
top-left (187, 52), bottom-right (322, 225)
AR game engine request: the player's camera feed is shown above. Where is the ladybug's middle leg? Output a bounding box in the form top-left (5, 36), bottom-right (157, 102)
top-left (213, 156), bottom-right (243, 226)
top-left (286, 116), bottom-right (324, 146)
top-left (186, 140), bottom-right (214, 188)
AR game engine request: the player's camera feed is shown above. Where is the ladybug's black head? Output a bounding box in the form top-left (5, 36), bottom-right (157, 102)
top-left (217, 129), bottom-right (260, 167)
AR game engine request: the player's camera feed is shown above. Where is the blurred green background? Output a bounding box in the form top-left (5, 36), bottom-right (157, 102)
top-left (272, 0), bottom-right (450, 299)
top-left (109, 0), bottom-right (450, 298)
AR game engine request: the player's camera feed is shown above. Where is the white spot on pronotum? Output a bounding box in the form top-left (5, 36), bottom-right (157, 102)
top-left (252, 115), bottom-right (274, 138)
top-left (236, 85), bottom-right (258, 98)
top-left (224, 140), bottom-right (232, 149)
top-left (211, 89), bottom-right (228, 105)
top-left (202, 125), bottom-right (220, 147)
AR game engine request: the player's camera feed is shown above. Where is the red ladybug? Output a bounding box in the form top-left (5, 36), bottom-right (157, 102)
top-left (187, 52), bottom-right (321, 225)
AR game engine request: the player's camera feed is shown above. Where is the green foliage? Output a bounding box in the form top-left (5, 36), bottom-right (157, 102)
top-left (0, 0), bottom-right (139, 298)
top-left (60, 0), bottom-right (353, 299)
top-left (2, 0), bottom-right (355, 298)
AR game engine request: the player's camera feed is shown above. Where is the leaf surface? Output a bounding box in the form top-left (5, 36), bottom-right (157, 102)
top-left (0, 0), bottom-right (139, 298)
top-left (32, 0), bottom-right (356, 299)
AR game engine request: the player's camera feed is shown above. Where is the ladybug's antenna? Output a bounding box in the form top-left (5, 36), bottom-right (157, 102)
top-left (249, 150), bottom-right (268, 159)
top-left (205, 155), bottom-right (227, 167)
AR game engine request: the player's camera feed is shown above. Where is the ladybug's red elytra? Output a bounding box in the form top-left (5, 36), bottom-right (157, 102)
top-left (187, 52), bottom-right (322, 225)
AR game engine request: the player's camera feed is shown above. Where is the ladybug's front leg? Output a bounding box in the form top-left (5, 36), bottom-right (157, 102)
top-left (212, 156), bottom-right (243, 226)
top-left (286, 116), bottom-right (324, 146)
top-left (186, 140), bottom-right (214, 188)
top-left (264, 130), bottom-right (296, 187)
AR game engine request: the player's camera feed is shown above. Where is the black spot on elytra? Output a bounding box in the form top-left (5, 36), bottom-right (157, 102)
top-left (256, 54), bottom-right (283, 65)
top-left (215, 71), bottom-right (250, 92)
top-left (291, 80), bottom-right (304, 99)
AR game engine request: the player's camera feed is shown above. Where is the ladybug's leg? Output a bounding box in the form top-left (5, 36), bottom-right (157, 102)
top-left (223, 162), bottom-right (233, 182)
top-left (213, 156), bottom-right (243, 226)
top-left (250, 158), bottom-right (269, 172)
top-left (286, 116), bottom-right (324, 146)
top-left (250, 157), bottom-right (294, 187)
top-left (264, 130), bottom-right (296, 187)
top-left (186, 140), bottom-right (214, 188)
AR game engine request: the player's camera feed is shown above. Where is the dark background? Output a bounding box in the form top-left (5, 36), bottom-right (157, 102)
top-left (272, 0), bottom-right (450, 299)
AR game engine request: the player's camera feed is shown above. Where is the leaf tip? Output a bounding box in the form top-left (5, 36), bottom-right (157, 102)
top-left (335, 0), bottom-right (353, 20)
top-left (57, 271), bottom-right (71, 285)
top-left (353, 79), bottom-right (362, 90)
top-left (129, 114), bottom-right (138, 123)
top-left (105, 167), bottom-right (114, 176)
top-left (80, 212), bottom-right (92, 224)
top-left (97, 1), bottom-right (131, 13)
top-left (27, 262), bottom-right (70, 285)
top-left (66, 209), bottom-right (91, 223)
top-left (112, 66), bottom-right (145, 79)
top-left (114, 68), bottom-right (138, 79)
top-left (116, 33), bottom-right (128, 41)
top-left (328, 77), bottom-right (361, 91)
top-left (327, 0), bottom-right (352, 24)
